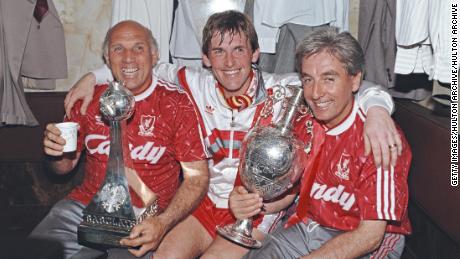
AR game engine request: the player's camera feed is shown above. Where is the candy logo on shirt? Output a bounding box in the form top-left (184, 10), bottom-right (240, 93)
top-left (139, 115), bottom-right (155, 137)
top-left (335, 153), bottom-right (351, 180)
top-left (85, 134), bottom-right (166, 164)
top-left (310, 182), bottom-right (356, 211)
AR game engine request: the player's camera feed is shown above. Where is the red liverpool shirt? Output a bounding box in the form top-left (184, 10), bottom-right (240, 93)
top-left (66, 78), bottom-right (207, 209)
top-left (289, 100), bottom-right (412, 235)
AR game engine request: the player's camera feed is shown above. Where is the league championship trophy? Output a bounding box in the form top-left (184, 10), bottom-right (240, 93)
top-left (217, 86), bottom-right (305, 248)
top-left (77, 81), bottom-right (158, 249)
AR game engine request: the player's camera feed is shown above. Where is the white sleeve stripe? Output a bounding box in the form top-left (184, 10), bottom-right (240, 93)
top-left (376, 167), bottom-right (383, 219)
top-left (383, 168), bottom-right (390, 219)
top-left (390, 166), bottom-right (397, 220)
top-left (357, 108), bottom-right (366, 121)
top-left (376, 166), bottom-right (397, 220)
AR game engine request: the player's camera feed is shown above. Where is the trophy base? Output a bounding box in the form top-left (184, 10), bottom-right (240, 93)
top-left (77, 222), bottom-right (133, 249)
top-left (216, 225), bottom-right (262, 249)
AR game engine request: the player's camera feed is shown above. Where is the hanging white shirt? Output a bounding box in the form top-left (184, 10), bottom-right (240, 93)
top-left (394, 0), bottom-right (450, 82)
top-left (331, 0), bottom-right (349, 32)
top-left (111, 0), bottom-right (174, 64)
top-left (252, 0), bottom-right (280, 53)
top-left (257, 0), bottom-right (348, 30)
top-left (253, 0), bottom-right (348, 54)
top-left (169, 0), bottom-right (246, 65)
top-left (395, 0), bottom-right (429, 46)
top-left (428, 0), bottom-right (450, 83)
top-left (394, 0), bottom-right (433, 76)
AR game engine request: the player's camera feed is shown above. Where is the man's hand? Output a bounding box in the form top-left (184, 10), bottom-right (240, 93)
top-left (120, 216), bottom-right (168, 257)
top-left (229, 186), bottom-right (263, 219)
top-left (364, 106), bottom-right (402, 170)
top-left (43, 123), bottom-right (66, 156)
top-left (43, 123), bottom-right (81, 174)
top-left (120, 160), bottom-right (208, 255)
top-left (64, 73), bottom-right (96, 118)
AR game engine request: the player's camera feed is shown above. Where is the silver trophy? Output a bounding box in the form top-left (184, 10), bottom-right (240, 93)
top-left (77, 81), bottom-right (158, 249)
top-left (217, 86), bottom-right (305, 248)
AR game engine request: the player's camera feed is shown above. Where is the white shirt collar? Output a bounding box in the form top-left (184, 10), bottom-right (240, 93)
top-left (134, 77), bottom-right (158, 102)
top-left (326, 96), bottom-right (363, 136)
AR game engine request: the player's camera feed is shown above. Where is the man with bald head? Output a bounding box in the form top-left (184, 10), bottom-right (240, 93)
top-left (63, 11), bottom-right (404, 258)
top-left (28, 21), bottom-right (209, 259)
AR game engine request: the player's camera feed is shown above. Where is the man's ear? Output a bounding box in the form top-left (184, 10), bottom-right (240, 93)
top-left (251, 48), bottom-right (260, 63)
top-left (104, 54), bottom-right (111, 68)
top-left (351, 71), bottom-right (362, 93)
top-left (202, 53), bottom-right (211, 68)
top-left (151, 50), bottom-right (159, 65)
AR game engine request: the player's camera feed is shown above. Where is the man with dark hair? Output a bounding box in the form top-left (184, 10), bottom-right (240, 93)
top-left (233, 28), bottom-right (411, 259)
top-left (64, 11), bottom-right (403, 258)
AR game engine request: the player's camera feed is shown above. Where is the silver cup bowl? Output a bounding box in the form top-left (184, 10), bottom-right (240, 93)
top-left (240, 126), bottom-right (303, 201)
top-left (99, 81), bottom-right (135, 121)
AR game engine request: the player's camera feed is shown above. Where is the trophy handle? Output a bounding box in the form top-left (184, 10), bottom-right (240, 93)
top-left (216, 218), bottom-right (262, 248)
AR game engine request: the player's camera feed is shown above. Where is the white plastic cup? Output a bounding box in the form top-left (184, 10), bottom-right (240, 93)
top-left (55, 122), bottom-right (78, 152)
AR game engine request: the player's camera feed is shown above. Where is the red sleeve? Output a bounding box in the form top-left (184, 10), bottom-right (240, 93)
top-left (356, 130), bottom-right (412, 222)
top-left (172, 91), bottom-right (208, 162)
top-left (62, 84), bottom-right (108, 154)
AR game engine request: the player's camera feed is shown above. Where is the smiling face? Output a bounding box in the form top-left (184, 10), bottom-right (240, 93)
top-left (105, 21), bottom-right (159, 95)
top-left (202, 31), bottom-right (260, 98)
top-left (301, 51), bottom-right (361, 128)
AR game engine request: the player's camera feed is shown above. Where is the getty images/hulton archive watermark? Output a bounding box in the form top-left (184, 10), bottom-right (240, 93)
top-left (451, 1), bottom-right (458, 187)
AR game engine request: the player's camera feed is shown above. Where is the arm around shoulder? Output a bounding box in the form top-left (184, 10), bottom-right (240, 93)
top-left (356, 80), bottom-right (402, 169)
top-left (269, 72), bottom-right (302, 88)
top-left (153, 62), bottom-right (182, 84)
top-left (64, 64), bottom-right (112, 117)
top-left (356, 80), bottom-right (394, 115)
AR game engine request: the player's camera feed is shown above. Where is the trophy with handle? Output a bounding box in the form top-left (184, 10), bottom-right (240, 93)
top-left (217, 85), bottom-right (305, 248)
top-left (77, 81), bottom-right (159, 249)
